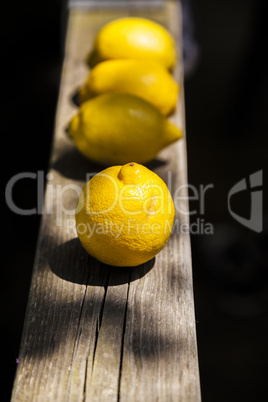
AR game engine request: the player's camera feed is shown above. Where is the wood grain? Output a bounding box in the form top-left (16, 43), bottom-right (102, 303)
top-left (11, 2), bottom-right (201, 401)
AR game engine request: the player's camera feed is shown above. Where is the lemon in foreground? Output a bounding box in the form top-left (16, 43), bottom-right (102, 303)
top-left (89, 17), bottom-right (177, 70)
top-left (79, 59), bottom-right (179, 116)
top-left (75, 163), bottom-right (175, 267)
top-left (68, 93), bottom-right (182, 165)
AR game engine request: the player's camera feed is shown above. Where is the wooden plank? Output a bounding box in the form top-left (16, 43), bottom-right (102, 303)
top-left (11, 1), bottom-right (201, 401)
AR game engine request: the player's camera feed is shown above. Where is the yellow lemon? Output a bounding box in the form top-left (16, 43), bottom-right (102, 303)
top-left (89, 17), bottom-right (177, 70)
top-left (79, 59), bottom-right (179, 116)
top-left (75, 162), bottom-right (175, 267)
top-left (68, 93), bottom-right (182, 165)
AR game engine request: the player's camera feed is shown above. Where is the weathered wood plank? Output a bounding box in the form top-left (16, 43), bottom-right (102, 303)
top-left (11, 2), bottom-right (201, 401)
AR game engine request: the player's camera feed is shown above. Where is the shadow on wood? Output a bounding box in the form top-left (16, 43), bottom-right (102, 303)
top-left (51, 147), bottom-right (105, 181)
top-left (48, 237), bottom-right (155, 286)
top-left (71, 89), bottom-right (81, 107)
top-left (52, 146), bottom-right (168, 182)
top-left (87, 48), bottom-right (100, 69)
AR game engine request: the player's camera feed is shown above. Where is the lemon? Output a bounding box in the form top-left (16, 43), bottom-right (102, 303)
top-left (89, 17), bottom-right (177, 70)
top-left (79, 59), bottom-right (179, 116)
top-left (75, 162), bottom-right (175, 267)
top-left (68, 93), bottom-right (182, 165)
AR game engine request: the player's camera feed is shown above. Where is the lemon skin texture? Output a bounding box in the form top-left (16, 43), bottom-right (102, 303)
top-left (75, 163), bottom-right (175, 267)
top-left (79, 59), bottom-right (179, 116)
top-left (68, 93), bottom-right (182, 166)
top-left (90, 17), bottom-right (177, 70)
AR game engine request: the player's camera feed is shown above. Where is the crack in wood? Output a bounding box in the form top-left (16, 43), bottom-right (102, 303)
top-left (82, 357), bottom-right (89, 402)
top-left (117, 273), bottom-right (131, 402)
top-left (66, 266), bottom-right (90, 395)
top-left (91, 269), bottom-right (110, 375)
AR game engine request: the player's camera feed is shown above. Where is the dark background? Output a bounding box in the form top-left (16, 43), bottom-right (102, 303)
top-left (2, 0), bottom-right (267, 400)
